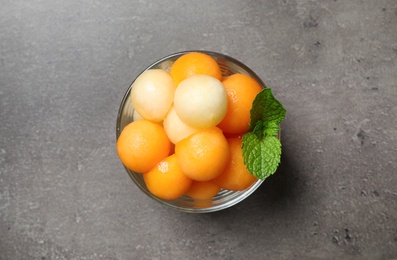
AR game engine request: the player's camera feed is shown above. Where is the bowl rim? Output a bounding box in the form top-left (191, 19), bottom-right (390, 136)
top-left (116, 50), bottom-right (270, 213)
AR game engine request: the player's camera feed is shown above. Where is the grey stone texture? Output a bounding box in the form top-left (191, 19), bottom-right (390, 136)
top-left (1, 0), bottom-right (397, 259)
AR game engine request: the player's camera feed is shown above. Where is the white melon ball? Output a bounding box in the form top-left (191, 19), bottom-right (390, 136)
top-left (133, 109), bottom-right (144, 121)
top-left (163, 106), bottom-right (199, 144)
top-left (130, 69), bottom-right (176, 122)
top-left (174, 74), bottom-right (228, 129)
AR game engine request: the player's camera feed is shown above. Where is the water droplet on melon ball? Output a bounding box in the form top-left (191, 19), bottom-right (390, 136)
top-left (130, 69), bottom-right (176, 122)
top-left (174, 74), bottom-right (228, 129)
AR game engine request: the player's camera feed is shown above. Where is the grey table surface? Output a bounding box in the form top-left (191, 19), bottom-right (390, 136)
top-left (1, 0), bottom-right (397, 259)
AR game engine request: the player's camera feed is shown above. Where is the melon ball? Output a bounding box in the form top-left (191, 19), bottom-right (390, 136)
top-left (163, 106), bottom-right (199, 144)
top-left (130, 69), bottom-right (176, 122)
top-left (174, 75), bottom-right (228, 129)
top-left (133, 109), bottom-right (144, 121)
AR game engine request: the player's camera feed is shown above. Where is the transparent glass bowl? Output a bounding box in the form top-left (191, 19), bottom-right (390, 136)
top-left (116, 50), bottom-right (271, 213)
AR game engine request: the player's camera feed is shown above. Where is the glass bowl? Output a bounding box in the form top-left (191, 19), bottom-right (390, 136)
top-left (116, 50), bottom-right (272, 213)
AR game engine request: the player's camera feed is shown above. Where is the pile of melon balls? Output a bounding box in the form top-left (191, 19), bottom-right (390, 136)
top-left (117, 52), bottom-right (263, 201)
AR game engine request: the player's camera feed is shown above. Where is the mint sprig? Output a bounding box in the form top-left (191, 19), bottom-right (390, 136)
top-left (242, 88), bottom-right (286, 180)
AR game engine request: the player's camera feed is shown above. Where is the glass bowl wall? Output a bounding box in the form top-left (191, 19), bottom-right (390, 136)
top-left (116, 50), bottom-right (272, 213)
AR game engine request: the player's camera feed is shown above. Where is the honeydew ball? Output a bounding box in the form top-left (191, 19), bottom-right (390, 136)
top-left (130, 69), bottom-right (176, 122)
top-left (163, 106), bottom-right (199, 144)
top-left (174, 75), bottom-right (228, 129)
top-left (133, 109), bottom-right (144, 121)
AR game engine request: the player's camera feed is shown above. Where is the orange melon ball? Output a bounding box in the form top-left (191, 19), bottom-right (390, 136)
top-left (217, 73), bottom-right (262, 134)
top-left (185, 181), bottom-right (221, 200)
top-left (144, 154), bottom-right (193, 200)
top-left (213, 137), bottom-right (258, 190)
top-left (116, 120), bottom-right (171, 173)
top-left (175, 127), bottom-right (229, 181)
top-left (170, 52), bottom-right (223, 86)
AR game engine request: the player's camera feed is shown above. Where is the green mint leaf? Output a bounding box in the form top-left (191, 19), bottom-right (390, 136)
top-left (249, 88), bottom-right (286, 131)
top-left (242, 88), bottom-right (286, 180)
top-left (242, 132), bottom-right (282, 180)
top-left (263, 121), bottom-right (280, 137)
top-left (252, 120), bottom-right (264, 138)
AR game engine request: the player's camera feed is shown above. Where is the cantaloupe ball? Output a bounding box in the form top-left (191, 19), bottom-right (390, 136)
top-left (174, 74), bottom-right (228, 129)
top-left (130, 69), bottom-right (176, 122)
top-left (163, 106), bottom-right (199, 144)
